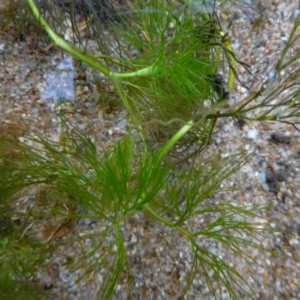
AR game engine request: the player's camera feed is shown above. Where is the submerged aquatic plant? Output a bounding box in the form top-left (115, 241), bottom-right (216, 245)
top-left (27, 0), bottom-right (239, 159)
top-left (0, 118), bottom-right (270, 299)
top-left (0, 0), bottom-right (299, 298)
top-left (26, 0), bottom-right (300, 149)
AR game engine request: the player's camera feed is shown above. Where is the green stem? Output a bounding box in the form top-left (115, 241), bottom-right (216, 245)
top-left (156, 120), bottom-right (194, 162)
top-left (204, 112), bottom-right (279, 122)
top-left (275, 18), bottom-right (300, 72)
top-left (27, 0), bottom-right (160, 79)
top-left (27, 0), bottom-right (110, 76)
top-left (129, 120), bottom-right (195, 211)
top-left (144, 204), bottom-right (194, 239)
top-left (205, 117), bottom-right (218, 145)
top-left (111, 64), bottom-right (163, 78)
top-left (222, 35), bottom-right (236, 92)
top-left (199, 10), bottom-right (236, 92)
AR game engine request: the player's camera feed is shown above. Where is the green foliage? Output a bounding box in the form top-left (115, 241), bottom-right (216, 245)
top-left (1, 0), bottom-right (299, 299)
top-left (0, 231), bottom-right (46, 299)
top-left (0, 118), bottom-right (270, 299)
top-left (27, 0), bottom-right (235, 155)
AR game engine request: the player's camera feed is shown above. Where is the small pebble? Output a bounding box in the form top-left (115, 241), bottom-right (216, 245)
top-left (247, 128), bottom-right (259, 139)
top-left (289, 239), bottom-right (299, 247)
top-left (268, 70), bottom-right (276, 80)
top-left (257, 172), bottom-right (266, 182)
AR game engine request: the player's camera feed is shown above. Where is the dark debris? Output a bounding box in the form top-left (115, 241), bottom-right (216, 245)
top-left (269, 133), bottom-right (291, 145)
top-left (266, 168), bottom-right (286, 193)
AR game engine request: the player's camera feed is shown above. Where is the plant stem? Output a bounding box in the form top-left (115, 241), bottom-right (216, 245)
top-left (27, 0), bottom-right (111, 76)
top-left (27, 0), bottom-right (164, 80)
top-left (144, 204), bottom-right (194, 240)
top-left (199, 11), bottom-right (236, 92)
top-left (156, 120), bottom-right (194, 162)
top-left (111, 64), bottom-right (163, 78)
top-left (275, 18), bottom-right (300, 72)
